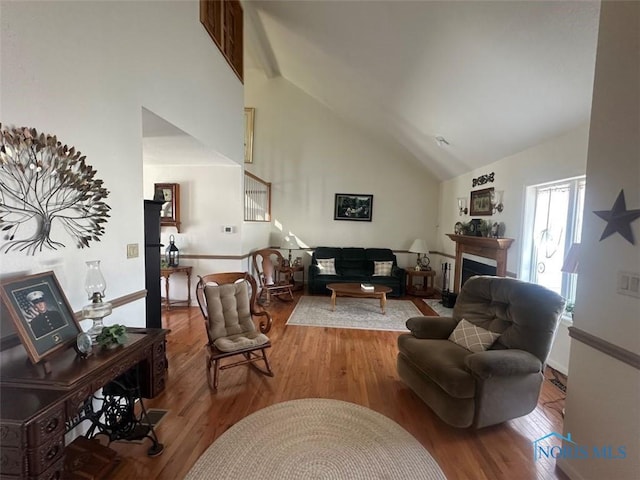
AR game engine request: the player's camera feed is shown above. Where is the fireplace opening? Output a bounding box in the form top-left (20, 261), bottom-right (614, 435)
top-left (461, 257), bottom-right (497, 288)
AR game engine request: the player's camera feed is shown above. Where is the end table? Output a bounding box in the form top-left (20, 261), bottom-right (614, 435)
top-left (406, 269), bottom-right (436, 297)
top-left (275, 264), bottom-right (305, 291)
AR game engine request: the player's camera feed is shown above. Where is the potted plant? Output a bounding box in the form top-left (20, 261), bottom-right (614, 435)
top-left (565, 302), bottom-right (575, 319)
top-left (95, 324), bottom-right (128, 349)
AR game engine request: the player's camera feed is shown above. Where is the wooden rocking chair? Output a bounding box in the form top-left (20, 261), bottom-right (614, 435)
top-left (195, 272), bottom-right (274, 391)
top-left (251, 248), bottom-right (294, 306)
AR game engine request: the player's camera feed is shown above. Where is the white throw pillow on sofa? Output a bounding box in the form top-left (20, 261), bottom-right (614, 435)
top-left (316, 258), bottom-right (337, 275)
top-left (372, 261), bottom-right (393, 276)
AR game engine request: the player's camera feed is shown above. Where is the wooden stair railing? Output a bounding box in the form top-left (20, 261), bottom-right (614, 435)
top-left (244, 171), bottom-right (271, 222)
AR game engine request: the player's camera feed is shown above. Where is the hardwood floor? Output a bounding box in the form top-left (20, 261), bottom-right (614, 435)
top-left (108, 291), bottom-right (568, 479)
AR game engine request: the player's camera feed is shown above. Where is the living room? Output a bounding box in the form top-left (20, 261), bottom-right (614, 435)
top-left (1, 1), bottom-right (638, 480)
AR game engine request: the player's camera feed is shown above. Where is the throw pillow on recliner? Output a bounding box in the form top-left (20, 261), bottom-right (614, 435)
top-left (449, 319), bottom-right (500, 353)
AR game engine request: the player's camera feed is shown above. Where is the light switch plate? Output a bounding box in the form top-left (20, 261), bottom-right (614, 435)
top-left (127, 243), bottom-right (139, 259)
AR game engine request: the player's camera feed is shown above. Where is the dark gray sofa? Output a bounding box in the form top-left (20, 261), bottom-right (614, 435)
top-left (308, 247), bottom-right (406, 297)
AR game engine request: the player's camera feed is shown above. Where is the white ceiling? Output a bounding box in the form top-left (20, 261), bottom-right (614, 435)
top-left (244, 0), bottom-right (601, 180)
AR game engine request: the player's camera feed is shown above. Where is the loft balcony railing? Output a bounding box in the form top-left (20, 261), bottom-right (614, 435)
top-left (244, 171), bottom-right (271, 222)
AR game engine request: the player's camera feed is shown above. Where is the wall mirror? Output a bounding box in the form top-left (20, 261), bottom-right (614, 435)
top-left (154, 183), bottom-right (181, 232)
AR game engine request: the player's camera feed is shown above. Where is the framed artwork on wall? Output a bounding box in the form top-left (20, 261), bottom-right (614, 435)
top-left (0, 271), bottom-right (81, 365)
top-left (245, 107), bottom-right (255, 164)
top-left (154, 183), bottom-right (181, 232)
top-left (470, 187), bottom-right (494, 216)
top-left (334, 194), bottom-right (373, 221)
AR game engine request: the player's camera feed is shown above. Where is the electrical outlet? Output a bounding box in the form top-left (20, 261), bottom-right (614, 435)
top-left (617, 271), bottom-right (640, 298)
top-left (127, 243), bottom-right (139, 259)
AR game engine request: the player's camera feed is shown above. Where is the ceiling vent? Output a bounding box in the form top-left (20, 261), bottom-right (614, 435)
top-left (435, 136), bottom-right (450, 147)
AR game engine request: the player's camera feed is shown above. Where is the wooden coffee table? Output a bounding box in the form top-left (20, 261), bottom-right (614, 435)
top-left (327, 283), bottom-right (392, 314)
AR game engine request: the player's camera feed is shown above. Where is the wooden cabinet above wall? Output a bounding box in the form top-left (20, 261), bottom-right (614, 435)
top-left (200, 0), bottom-right (243, 83)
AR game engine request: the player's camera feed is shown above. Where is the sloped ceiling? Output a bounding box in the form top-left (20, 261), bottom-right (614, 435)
top-left (142, 108), bottom-right (235, 166)
top-left (244, 0), bottom-right (600, 180)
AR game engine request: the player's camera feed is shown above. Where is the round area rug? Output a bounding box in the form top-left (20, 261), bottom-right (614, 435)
top-left (185, 398), bottom-right (447, 480)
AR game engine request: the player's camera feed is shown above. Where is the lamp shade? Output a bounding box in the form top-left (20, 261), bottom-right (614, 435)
top-left (561, 243), bottom-right (580, 274)
top-left (409, 239), bottom-right (430, 254)
top-left (84, 260), bottom-right (106, 300)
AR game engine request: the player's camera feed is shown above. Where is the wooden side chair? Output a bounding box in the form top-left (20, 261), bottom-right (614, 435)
top-left (251, 248), bottom-right (294, 306)
top-left (195, 272), bottom-right (274, 391)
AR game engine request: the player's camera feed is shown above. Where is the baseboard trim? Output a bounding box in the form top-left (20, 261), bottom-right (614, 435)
top-left (546, 359), bottom-right (568, 376)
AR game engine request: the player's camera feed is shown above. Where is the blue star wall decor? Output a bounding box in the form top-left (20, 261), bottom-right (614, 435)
top-left (593, 189), bottom-right (640, 245)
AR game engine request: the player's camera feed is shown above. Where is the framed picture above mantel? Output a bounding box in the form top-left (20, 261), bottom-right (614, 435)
top-left (470, 187), bottom-right (494, 216)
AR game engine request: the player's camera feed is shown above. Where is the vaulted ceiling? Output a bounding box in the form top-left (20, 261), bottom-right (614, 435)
top-left (244, 0), bottom-right (601, 180)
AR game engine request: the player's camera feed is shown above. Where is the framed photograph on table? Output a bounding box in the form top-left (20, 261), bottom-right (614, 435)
top-left (470, 187), bottom-right (494, 216)
top-left (0, 271), bottom-right (81, 364)
top-left (334, 193), bottom-right (373, 221)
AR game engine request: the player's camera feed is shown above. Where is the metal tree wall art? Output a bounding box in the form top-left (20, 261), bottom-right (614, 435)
top-left (0, 124), bottom-right (111, 254)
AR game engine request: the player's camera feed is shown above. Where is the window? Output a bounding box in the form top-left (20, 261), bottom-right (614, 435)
top-left (522, 177), bottom-right (585, 305)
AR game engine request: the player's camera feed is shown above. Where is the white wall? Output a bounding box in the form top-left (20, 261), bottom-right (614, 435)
top-left (559, 2), bottom-right (640, 478)
top-left (438, 124), bottom-right (590, 274)
top-left (143, 164), bottom-right (248, 302)
top-left (244, 69), bottom-right (441, 269)
top-left (0, 1), bottom-right (243, 328)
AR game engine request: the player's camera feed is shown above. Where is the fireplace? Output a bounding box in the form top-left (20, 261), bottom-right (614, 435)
top-left (446, 234), bottom-right (514, 292)
top-left (461, 254), bottom-right (497, 288)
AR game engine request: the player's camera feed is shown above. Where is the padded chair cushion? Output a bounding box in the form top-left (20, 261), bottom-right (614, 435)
top-left (204, 281), bottom-right (259, 343)
top-left (397, 334), bottom-right (475, 398)
top-left (214, 331), bottom-right (270, 353)
top-left (316, 258), bottom-right (337, 275)
top-left (449, 319), bottom-right (500, 353)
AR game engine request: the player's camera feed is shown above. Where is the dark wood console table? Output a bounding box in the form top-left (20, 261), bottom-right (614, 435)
top-left (0, 328), bottom-right (168, 479)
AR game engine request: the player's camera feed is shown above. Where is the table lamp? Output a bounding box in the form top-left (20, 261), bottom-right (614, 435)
top-left (409, 239), bottom-right (431, 271)
top-left (282, 235), bottom-right (299, 265)
top-left (82, 260), bottom-right (113, 344)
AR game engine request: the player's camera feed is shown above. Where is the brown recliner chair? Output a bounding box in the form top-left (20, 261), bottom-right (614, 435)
top-left (397, 275), bottom-right (565, 428)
